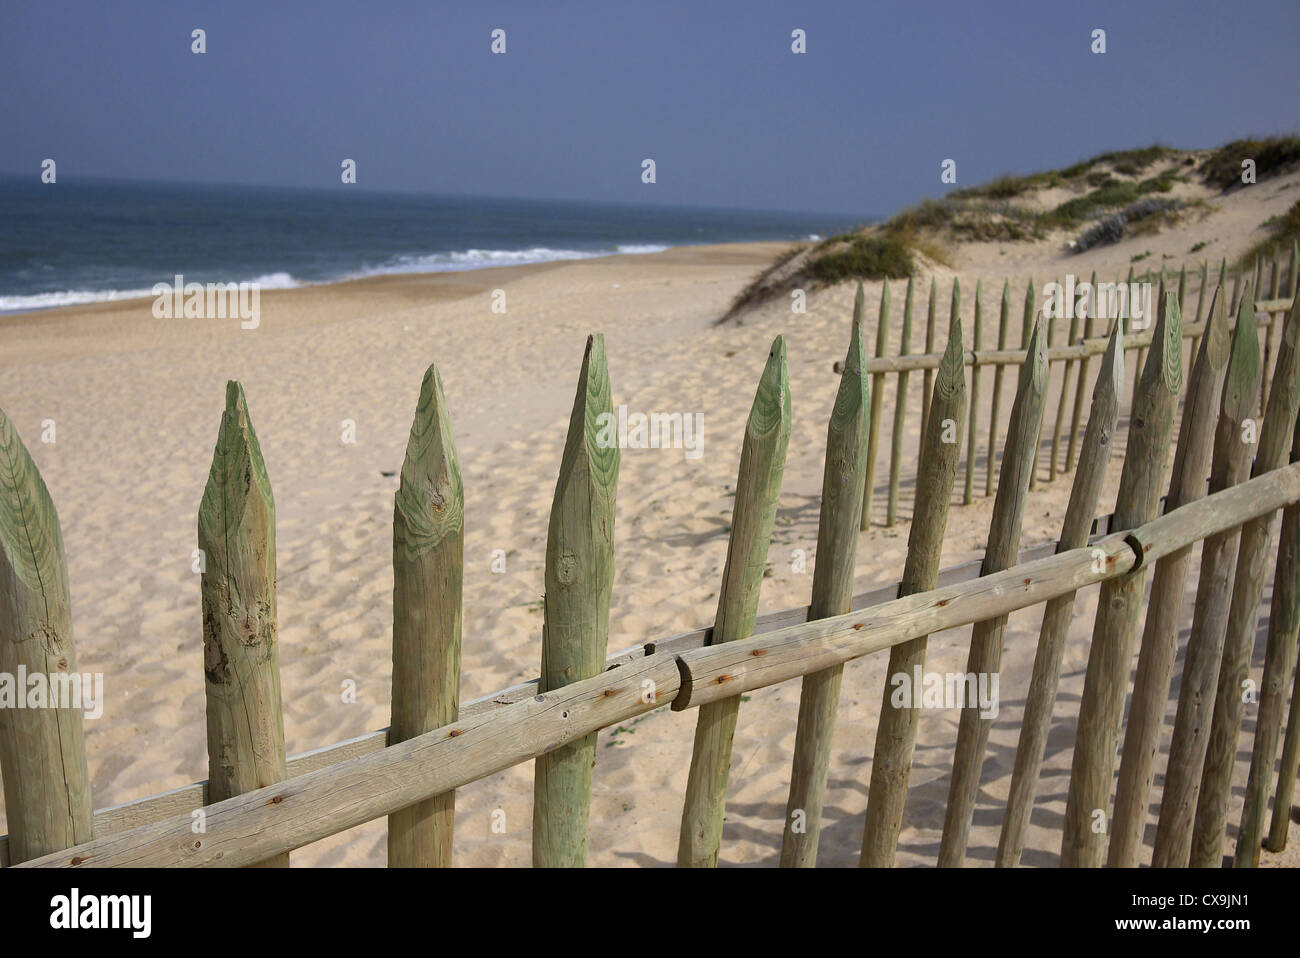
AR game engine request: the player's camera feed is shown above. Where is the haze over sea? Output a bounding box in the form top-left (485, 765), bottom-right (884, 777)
top-left (0, 178), bottom-right (859, 313)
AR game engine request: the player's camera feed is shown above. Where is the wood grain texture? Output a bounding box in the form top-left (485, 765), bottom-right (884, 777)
top-left (1066, 271), bottom-right (1098, 473)
top-left (860, 315), bottom-right (966, 867)
top-left (1152, 291), bottom-right (1262, 867)
top-left (998, 320), bottom-right (1124, 866)
top-left (781, 318), bottom-right (869, 867)
top-left (887, 279), bottom-right (917, 527)
top-left (938, 314), bottom-right (1049, 866)
top-left (676, 336), bottom-right (790, 867)
top-left (389, 363), bottom-right (464, 867)
top-left (919, 276), bottom-right (942, 441)
top-left (964, 280), bottom-right (983, 504)
top-left (1061, 291), bottom-right (1183, 867)
top-left (533, 334), bottom-right (620, 867)
top-left (1193, 288), bottom-right (1300, 867)
top-left (1108, 286), bottom-right (1231, 866)
top-left (0, 406), bottom-right (92, 864)
top-left (198, 381), bottom-right (289, 867)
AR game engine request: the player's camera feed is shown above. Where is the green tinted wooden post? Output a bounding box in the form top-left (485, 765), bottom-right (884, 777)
top-left (389, 363), bottom-right (464, 867)
top-left (920, 277), bottom-right (940, 440)
top-left (887, 280), bottom-right (916, 527)
top-left (1108, 287), bottom-right (1231, 867)
top-left (1262, 251), bottom-right (1281, 412)
top-left (677, 337), bottom-right (791, 867)
top-left (860, 321), bottom-right (967, 867)
top-left (781, 321), bottom-right (870, 867)
top-left (985, 280), bottom-right (1012, 496)
top-left (1267, 592), bottom-right (1300, 852)
top-left (1061, 293), bottom-right (1183, 868)
top-left (0, 407), bottom-right (93, 864)
top-left (533, 335), bottom-right (620, 867)
top-left (1152, 292), bottom-right (1261, 867)
top-left (861, 282), bottom-right (891, 530)
top-left (939, 315), bottom-right (1049, 866)
top-left (199, 382), bottom-right (289, 868)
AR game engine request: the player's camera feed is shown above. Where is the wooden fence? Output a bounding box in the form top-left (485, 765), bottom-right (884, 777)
top-left (2, 272), bottom-right (1300, 868)
top-left (838, 243), bottom-right (1299, 528)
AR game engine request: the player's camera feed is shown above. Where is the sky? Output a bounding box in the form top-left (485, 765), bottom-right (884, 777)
top-left (2, 0), bottom-right (1298, 216)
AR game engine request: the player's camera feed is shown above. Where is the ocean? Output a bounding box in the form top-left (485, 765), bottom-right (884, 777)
top-left (0, 178), bottom-right (858, 314)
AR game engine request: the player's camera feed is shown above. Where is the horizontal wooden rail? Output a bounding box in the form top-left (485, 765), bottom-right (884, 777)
top-left (831, 306), bottom-right (1284, 375)
top-left (16, 460), bottom-right (1300, 868)
top-left (0, 483), bottom-right (1189, 867)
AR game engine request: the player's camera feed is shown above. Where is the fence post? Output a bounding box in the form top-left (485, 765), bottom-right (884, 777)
top-left (0, 407), bottom-right (93, 865)
top-left (1193, 291), bottom-right (1300, 867)
top-left (1262, 250), bottom-right (1281, 413)
top-left (886, 279), bottom-right (916, 527)
top-left (861, 282), bottom-right (890, 530)
top-left (963, 280), bottom-right (983, 505)
top-left (1065, 270), bottom-right (1098, 473)
top-left (919, 277), bottom-right (940, 441)
top-left (677, 336), bottom-right (790, 867)
top-left (1061, 291), bottom-right (1183, 867)
top-left (1152, 289), bottom-right (1261, 866)
top-left (985, 280), bottom-right (1012, 497)
top-left (939, 315), bottom-right (1049, 866)
top-left (1235, 418), bottom-right (1300, 865)
top-left (859, 321), bottom-right (967, 866)
top-left (997, 321), bottom-right (1124, 866)
top-left (1050, 287), bottom-right (1083, 480)
top-left (780, 318), bottom-right (870, 867)
top-left (1189, 260), bottom-right (1209, 370)
top-left (533, 334), bottom-right (620, 867)
top-left (1108, 285), bottom-right (1231, 866)
top-left (1267, 593), bottom-right (1300, 852)
top-left (198, 381), bottom-right (289, 867)
top-left (389, 363), bottom-right (464, 867)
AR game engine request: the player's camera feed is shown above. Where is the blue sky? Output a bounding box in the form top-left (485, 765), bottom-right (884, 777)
top-left (2, 0), bottom-right (1297, 215)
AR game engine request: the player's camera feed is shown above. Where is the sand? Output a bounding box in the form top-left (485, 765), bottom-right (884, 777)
top-left (1, 169), bottom-right (1298, 867)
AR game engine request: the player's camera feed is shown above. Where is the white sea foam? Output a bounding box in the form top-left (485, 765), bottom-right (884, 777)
top-left (0, 272), bottom-right (303, 314)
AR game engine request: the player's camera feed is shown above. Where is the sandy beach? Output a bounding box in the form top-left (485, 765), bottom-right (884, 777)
top-left (2, 167), bottom-right (1298, 867)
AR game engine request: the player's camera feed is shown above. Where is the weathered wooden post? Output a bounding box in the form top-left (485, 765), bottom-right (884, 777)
top-left (887, 279), bottom-right (916, 527)
top-left (533, 335), bottom-right (620, 867)
top-left (677, 336), bottom-right (790, 867)
top-left (1061, 292), bottom-right (1183, 867)
top-left (1108, 286), bottom-right (1231, 866)
top-left (1235, 418), bottom-right (1300, 865)
top-left (1188, 260), bottom-right (1209, 369)
top-left (1049, 289), bottom-right (1079, 481)
top-left (198, 381), bottom-right (289, 867)
top-left (997, 321), bottom-right (1124, 866)
top-left (985, 280), bottom-right (1012, 497)
top-left (1193, 291), bottom-right (1300, 867)
top-left (0, 407), bottom-right (93, 864)
top-left (1262, 251), bottom-right (1281, 412)
top-left (781, 319), bottom-right (870, 867)
top-left (939, 315), bottom-right (1049, 866)
top-left (1065, 270), bottom-right (1098, 473)
top-left (963, 280), bottom-right (983, 505)
top-left (1152, 290), bottom-right (1261, 867)
top-left (861, 282), bottom-right (890, 530)
top-left (1267, 602), bottom-right (1300, 852)
top-left (389, 363), bottom-right (464, 867)
top-left (860, 320), bottom-right (967, 867)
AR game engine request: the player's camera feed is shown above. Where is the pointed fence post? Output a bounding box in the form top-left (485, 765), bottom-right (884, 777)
top-left (859, 321), bottom-right (967, 867)
top-left (985, 280), bottom-right (1012, 496)
top-left (939, 315), bottom-right (1049, 866)
top-left (887, 280), bottom-right (916, 527)
top-left (198, 381), bottom-right (289, 867)
top-left (0, 408), bottom-right (93, 864)
top-left (677, 337), bottom-right (790, 867)
top-left (1108, 286), bottom-right (1231, 866)
top-left (1189, 260), bottom-right (1209, 369)
top-left (1061, 292), bottom-right (1183, 867)
top-left (1235, 419), bottom-right (1300, 865)
top-left (1262, 251), bottom-right (1281, 413)
top-left (861, 282), bottom-right (890, 530)
top-left (1193, 292), bottom-right (1300, 867)
top-left (919, 277), bottom-right (940, 441)
top-left (963, 280), bottom-right (983, 505)
top-left (1152, 291), bottom-right (1261, 867)
top-left (389, 364), bottom-right (464, 867)
top-left (1065, 270), bottom-right (1098, 473)
top-left (780, 320), bottom-right (870, 867)
top-left (997, 322), bottom-right (1124, 866)
top-left (533, 335), bottom-right (620, 867)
